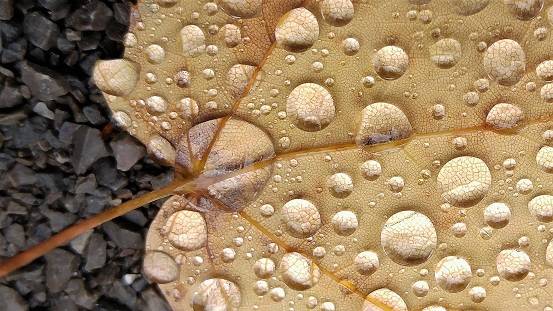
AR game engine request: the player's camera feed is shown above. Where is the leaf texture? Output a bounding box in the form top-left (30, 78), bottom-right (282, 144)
top-left (93, 0), bottom-right (553, 310)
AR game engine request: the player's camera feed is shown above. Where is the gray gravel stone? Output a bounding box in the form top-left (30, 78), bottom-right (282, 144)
top-left (0, 79), bottom-right (23, 108)
top-left (23, 12), bottom-right (60, 50)
top-left (69, 229), bottom-right (92, 254)
top-left (9, 163), bottom-right (37, 187)
top-left (66, 1), bottom-right (113, 31)
top-left (65, 278), bottom-right (96, 309)
top-left (93, 157), bottom-right (128, 191)
top-left (102, 221), bottom-right (143, 250)
top-left (75, 174), bottom-right (97, 194)
top-left (32, 102), bottom-right (55, 120)
top-left (71, 125), bottom-right (109, 175)
top-left (20, 60), bottom-right (70, 101)
top-left (45, 248), bottom-right (80, 293)
top-left (83, 232), bottom-right (106, 272)
top-left (0, 0), bottom-right (13, 20)
top-left (0, 285), bottom-right (28, 311)
top-left (142, 288), bottom-right (171, 311)
top-left (110, 132), bottom-right (146, 171)
top-left (107, 280), bottom-right (137, 309)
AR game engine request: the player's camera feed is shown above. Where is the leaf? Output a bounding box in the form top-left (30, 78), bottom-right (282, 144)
top-left (92, 0), bottom-right (553, 310)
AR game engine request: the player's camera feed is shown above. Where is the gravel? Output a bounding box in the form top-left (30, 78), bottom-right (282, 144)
top-left (0, 1), bottom-right (173, 310)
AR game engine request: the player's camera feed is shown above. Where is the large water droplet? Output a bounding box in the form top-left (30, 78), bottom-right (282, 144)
top-left (381, 211), bottom-right (437, 265)
top-left (275, 8), bottom-right (319, 53)
top-left (279, 252), bottom-right (321, 290)
top-left (483, 39), bottom-right (525, 86)
top-left (437, 156), bottom-right (492, 207)
top-left (435, 256), bottom-right (472, 292)
top-left (280, 199), bottom-right (322, 238)
top-left (286, 83), bottom-right (335, 132)
top-left (496, 249), bottom-right (531, 281)
top-left (355, 102), bottom-right (412, 146)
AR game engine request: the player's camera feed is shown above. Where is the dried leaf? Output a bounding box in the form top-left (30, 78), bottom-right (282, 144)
top-left (93, 0), bottom-right (553, 310)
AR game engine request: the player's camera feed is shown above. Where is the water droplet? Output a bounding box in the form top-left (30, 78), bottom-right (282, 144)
top-left (483, 39), bottom-right (525, 86)
top-left (143, 251), bottom-right (178, 284)
top-left (469, 286), bottom-right (487, 303)
top-left (528, 195), bottom-right (553, 222)
top-left (355, 102), bottom-right (412, 145)
top-left (180, 25), bottom-right (206, 58)
top-left (484, 203), bottom-right (511, 229)
top-left (286, 83), bottom-right (335, 132)
top-left (373, 46), bottom-right (409, 80)
top-left (536, 60), bottom-right (553, 81)
top-left (540, 83), bottom-right (553, 102)
top-left (147, 135), bottom-right (175, 166)
top-left (496, 249), bottom-right (531, 281)
top-left (361, 288), bottom-right (407, 311)
top-left (354, 251), bottom-right (379, 276)
top-left (93, 59), bottom-right (140, 97)
top-left (253, 280), bottom-right (269, 296)
top-left (320, 0), bottom-right (354, 26)
top-left (546, 239), bottom-right (553, 267)
top-left (435, 256), bottom-right (472, 292)
top-left (218, 0), bottom-right (262, 18)
top-left (387, 176), bottom-right (405, 192)
top-left (162, 210), bottom-right (207, 251)
top-left (146, 96), bottom-right (168, 115)
top-left (537, 146), bottom-right (553, 173)
top-left (145, 44), bottom-right (165, 64)
top-left (485, 103), bottom-right (524, 130)
top-left (221, 248), bottom-right (236, 263)
top-left (429, 38), bottom-right (462, 69)
top-left (112, 111), bottom-right (132, 129)
top-left (279, 252), bottom-right (321, 291)
top-left (516, 178), bottom-right (533, 194)
top-left (452, 222), bottom-right (468, 237)
top-left (360, 160), bottom-right (382, 180)
top-left (412, 280), bottom-right (429, 297)
top-left (504, 0), bottom-right (544, 20)
top-left (192, 279), bottom-right (241, 310)
top-left (219, 24), bottom-right (241, 48)
top-left (331, 211), bottom-right (358, 236)
top-left (437, 156), bottom-right (492, 207)
top-left (448, 0), bottom-right (489, 16)
top-left (342, 37), bottom-right (360, 56)
top-left (381, 211), bottom-right (437, 265)
top-left (253, 258), bottom-right (276, 278)
top-left (281, 199), bottom-right (322, 238)
top-left (276, 8), bottom-right (319, 53)
top-left (327, 173), bottom-right (353, 198)
top-left (270, 287), bottom-right (286, 301)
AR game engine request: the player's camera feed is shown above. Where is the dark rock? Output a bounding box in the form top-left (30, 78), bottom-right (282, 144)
top-left (38, 0), bottom-right (68, 11)
top-left (66, 1), bottom-right (113, 31)
top-left (0, 285), bottom-right (28, 311)
top-left (83, 104), bottom-right (106, 125)
top-left (85, 187), bottom-right (111, 215)
top-left (93, 157), bottom-right (128, 191)
top-left (0, 79), bottom-right (23, 108)
top-left (23, 12), bottom-right (60, 50)
top-left (110, 132), bottom-right (146, 172)
top-left (2, 38), bottom-right (27, 63)
top-left (75, 174), bottom-right (97, 194)
top-left (141, 288), bottom-right (171, 311)
top-left (9, 163), bottom-right (37, 187)
top-left (58, 122), bottom-right (81, 145)
top-left (3, 223), bottom-right (25, 248)
top-left (107, 280), bottom-right (137, 309)
top-left (42, 209), bottom-right (77, 232)
top-left (65, 278), bottom-right (96, 309)
top-left (0, 0), bottom-right (13, 20)
top-left (45, 248), bottom-right (80, 293)
top-left (69, 229), bottom-right (92, 254)
top-left (112, 3), bottom-right (130, 25)
top-left (71, 125), bottom-right (109, 175)
top-left (102, 221), bottom-right (143, 250)
top-left (122, 210), bottom-right (147, 227)
top-left (19, 60), bottom-right (70, 101)
top-left (49, 294), bottom-right (77, 311)
top-left (84, 232), bottom-right (106, 272)
top-left (32, 102), bottom-right (55, 120)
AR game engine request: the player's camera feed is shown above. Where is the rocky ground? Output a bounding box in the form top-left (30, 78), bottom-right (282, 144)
top-left (0, 0), bottom-right (174, 310)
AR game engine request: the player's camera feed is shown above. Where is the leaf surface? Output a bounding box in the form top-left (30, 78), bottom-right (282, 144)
top-left (94, 0), bottom-right (553, 310)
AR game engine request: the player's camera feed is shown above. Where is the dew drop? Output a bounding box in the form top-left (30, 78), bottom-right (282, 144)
top-left (331, 211), bottom-right (358, 236)
top-left (537, 146), bottom-right (553, 173)
top-left (528, 195), bottom-right (553, 222)
top-left (483, 39), bottom-right (525, 86)
top-left (279, 252), bottom-right (321, 290)
top-left (355, 102), bottom-right (412, 145)
top-left (373, 46), bottom-right (409, 80)
top-left (437, 156), bottom-right (492, 207)
top-left (180, 25), bottom-right (206, 58)
top-left (162, 210), bottom-right (207, 251)
top-left (327, 173), bottom-right (353, 198)
top-left (485, 103), bottom-right (524, 130)
top-left (286, 83), bottom-right (335, 132)
top-left (381, 211), bottom-right (437, 266)
top-left (143, 251), bottom-right (178, 284)
top-left (360, 160), bottom-right (382, 180)
top-left (429, 38), bottom-right (462, 69)
top-left (280, 199), bottom-right (322, 238)
top-left (361, 288), bottom-right (407, 311)
top-left (192, 279), bottom-right (241, 310)
top-left (319, 0), bottom-right (354, 26)
top-left (435, 256), bottom-right (472, 292)
top-left (484, 202), bottom-right (511, 229)
top-left (354, 251), bottom-right (379, 276)
top-left (275, 8), bottom-right (319, 53)
top-left (496, 249), bottom-right (531, 281)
